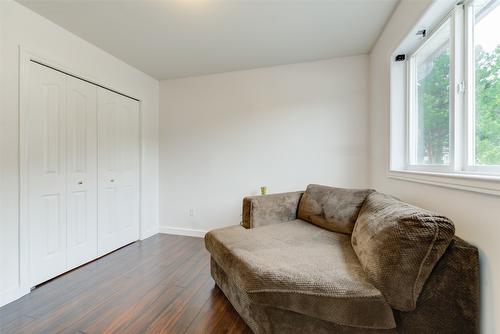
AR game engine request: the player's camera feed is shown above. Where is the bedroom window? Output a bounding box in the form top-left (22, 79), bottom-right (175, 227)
top-left (405, 0), bottom-right (500, 175)
top-left (409, 19), bottom-right (452, 167)
top-left (467, 0), bottom-right (500, 170)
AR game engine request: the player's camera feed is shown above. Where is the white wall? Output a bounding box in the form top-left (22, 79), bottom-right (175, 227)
top-left (0, 0), bottom-right (159, 306)
top-left (3, 1), bottom-right (495, 330)
top-left (369, 1), bottom-right (498, 332)
top-left (159, 55), bottom-right (369, 235)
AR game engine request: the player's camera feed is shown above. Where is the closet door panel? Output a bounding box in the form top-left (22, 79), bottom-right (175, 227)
top-left (116, 95), bottom-right (140, 247)
top-left (27, 62), bottom-right (68, 286)
top-left (97, 89), bottom-right (140, 255)
top-left (97, 89), bottom-right (120, 255)
top-left (66, 77), bottom-right (98, 269)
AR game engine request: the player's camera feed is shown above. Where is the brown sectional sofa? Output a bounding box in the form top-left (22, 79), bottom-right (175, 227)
top-left (205, 185), bottom-right (480, 333)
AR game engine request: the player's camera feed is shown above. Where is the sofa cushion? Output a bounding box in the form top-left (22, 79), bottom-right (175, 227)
top-left (205, 220), bottom-right (396, 329)
top-left (242, 191), bottom-right (303, 229)
top-left (351, 192), bottom-right (455, 312)
top-left (297, 184), bottom-right (373, 234)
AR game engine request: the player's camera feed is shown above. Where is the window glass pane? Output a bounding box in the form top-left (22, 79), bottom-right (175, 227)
top-left (413, 21), bottom-right (451, 165)
top-left (473, 0), bottom-right (500, 165)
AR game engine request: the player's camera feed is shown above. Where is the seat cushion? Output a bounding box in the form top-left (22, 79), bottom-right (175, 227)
top-left (297, 184), bottom-right (374, 234)
top-left (205, 220), bottom-right (396, 329)
top-left (351, 192), bottom-right (455, 312)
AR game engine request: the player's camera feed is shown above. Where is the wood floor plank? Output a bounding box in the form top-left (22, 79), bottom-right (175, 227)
top-left (185, 284), bottom-right (252, 334)
top-left (144, 272), bottom-right (214, 334)
top-left (3, 236), bottom-right (195, 333)
top-left (0, 235), bottom-right (183, 326)
top-left (0, 234), bottom-right (250, 334)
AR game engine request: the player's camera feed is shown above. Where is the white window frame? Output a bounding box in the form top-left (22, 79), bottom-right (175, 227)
top-left (404, 0), bottom-right (500, 176)
top-left (463, 0), bottom-right (500, 174)
top-left (406, 12), bottom-right (456, 173)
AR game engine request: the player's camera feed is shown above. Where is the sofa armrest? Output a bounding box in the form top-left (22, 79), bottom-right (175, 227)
top-left (242, 191), bottom-right (304, 229)
top-left (396, 236), bottom-right (480, 333)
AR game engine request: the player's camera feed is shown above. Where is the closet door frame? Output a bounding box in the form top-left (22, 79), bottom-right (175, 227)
top-left (19, 47), bottom-right (142, 292)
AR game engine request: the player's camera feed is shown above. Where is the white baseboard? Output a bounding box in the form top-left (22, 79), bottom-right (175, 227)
top-left (140, 226), bottom-right (160, 240)
top-left (0, 286), bottom-right (30, 308)
top-left (158, 226), bottom-right (207, 238)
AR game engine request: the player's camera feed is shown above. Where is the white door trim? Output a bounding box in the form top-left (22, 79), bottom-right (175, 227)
top-left (18, 45), bottom-right (143, 293)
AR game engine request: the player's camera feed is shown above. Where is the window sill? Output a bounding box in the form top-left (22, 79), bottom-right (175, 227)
top-left (388, 169), bottom-right (500, 197)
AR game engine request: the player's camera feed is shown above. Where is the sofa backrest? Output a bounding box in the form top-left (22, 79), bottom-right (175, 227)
top-left (351, 191), bottom-right (455, 311)
top-left (242, 191), bottom-right (304, 229)
top-left (297, 184), bottom-right (374, 234)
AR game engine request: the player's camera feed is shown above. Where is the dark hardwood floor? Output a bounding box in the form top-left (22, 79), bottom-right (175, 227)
top-left (0, 234), bottom-right (252, 334)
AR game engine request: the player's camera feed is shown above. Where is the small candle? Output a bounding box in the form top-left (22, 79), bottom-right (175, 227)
top-left (260, 186), bottom-right (267, 195)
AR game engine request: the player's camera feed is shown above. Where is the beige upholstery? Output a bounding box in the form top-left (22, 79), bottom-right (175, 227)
top-left (205, 220), bottom-right (396, 329)
top-left (352, 192), bottom-right (455, 311)
top-left (242, 191), bottom-right (303, 229)
top-left (205, 186), bottom-right (480, 333)
top-left (210, 258), bottom-right (397, 334)
top-left (297, 184), bottom-right (373, 234)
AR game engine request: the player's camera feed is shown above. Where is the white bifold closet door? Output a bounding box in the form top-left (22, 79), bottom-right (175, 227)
top-left (27, 62), bottom-right (69, 286)
top-left (66, 76), bottom-right (98, 270)
top-left (27, 62), bottom-right (98, 286)
top-left (26, 61), bottom-right (140, 287)
top-left (97, 88), bottom-right (140, 256)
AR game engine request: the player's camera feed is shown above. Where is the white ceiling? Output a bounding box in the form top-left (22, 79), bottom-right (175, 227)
top-left (17, 0), bottom-right (399, 80)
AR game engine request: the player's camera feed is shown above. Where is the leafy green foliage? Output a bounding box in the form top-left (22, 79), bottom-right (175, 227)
top-left (475, 46), bottom-right (500, 165)
top-left (417, 45), bottom-right (500, 165)
top-left (417, 50), bottom-right (450, 164)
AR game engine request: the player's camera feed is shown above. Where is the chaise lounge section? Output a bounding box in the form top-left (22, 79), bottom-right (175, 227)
top-left (205, 184), bottom-right (480, 333)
